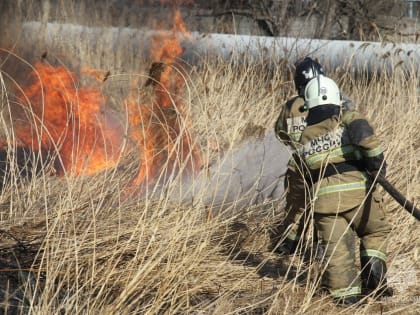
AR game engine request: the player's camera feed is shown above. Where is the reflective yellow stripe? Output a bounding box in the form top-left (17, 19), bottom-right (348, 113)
top-left (305, 145), bottom-right (356, 166)
top-left (331, 286), bottom-right (361, 298)
top-left (317, 179), bottom-right (367, 196)
top-left (290, 132), bottom-right (302, 142)
top-left (361, 146), bottom-right (384, 158)
top-left (360, 249), bottom-right (387, 261)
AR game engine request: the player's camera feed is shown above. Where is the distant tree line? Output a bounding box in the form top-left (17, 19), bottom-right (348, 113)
top-left (0, 0), bottom-right (415, 42)
top-left (204, 0), bottom-right (408, 40)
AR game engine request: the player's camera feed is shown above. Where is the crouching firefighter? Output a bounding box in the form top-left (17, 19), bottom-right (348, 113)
top-left (299, 75), bottom-right (393, 305)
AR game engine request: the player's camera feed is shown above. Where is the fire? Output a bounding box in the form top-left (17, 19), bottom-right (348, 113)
top-left (7, 4), bottom-right (201, 191)
top-left (127, 6), bottom-right (201, 187)
top-left (16, 62), bottom-right (124, 175)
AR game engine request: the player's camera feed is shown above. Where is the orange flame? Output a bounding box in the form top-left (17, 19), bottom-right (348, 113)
top-left (7, 5), bottom-right (201, 191)
top-left (127, 7), bottom-right (201, 187)
top-left (17, 62), bottom-right (124, 175)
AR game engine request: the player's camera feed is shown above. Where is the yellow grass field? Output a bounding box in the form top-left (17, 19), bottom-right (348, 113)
top-left (0, 50), bottom-right (418, 314)
top-left (0, 2), bottom-right (419, 314)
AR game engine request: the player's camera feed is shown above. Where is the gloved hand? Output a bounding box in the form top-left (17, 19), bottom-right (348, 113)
top-left (365, 155), bottom-right (387, 178)
top-left (368, 167), bottom-right (386, 179)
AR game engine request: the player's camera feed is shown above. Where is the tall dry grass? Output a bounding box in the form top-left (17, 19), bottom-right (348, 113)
top-left (0, 48), bottom-right (418, 315)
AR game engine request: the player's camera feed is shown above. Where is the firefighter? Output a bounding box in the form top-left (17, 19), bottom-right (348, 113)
top-left (272, 57), bottom-right (356, 255)
top-left (299, 75), bottom-right (393, 305)
top-left (271, 57), bottom-right (325, 255)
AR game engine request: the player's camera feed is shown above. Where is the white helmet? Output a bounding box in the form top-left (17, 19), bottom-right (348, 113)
top-left (304, 75), bottom-right (341, 109)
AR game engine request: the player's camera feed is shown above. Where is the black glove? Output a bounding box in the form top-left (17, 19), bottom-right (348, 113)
top-left (368, 168), bottom-right (386, 179)
top-left (365, 154), bottom-right (387, 178)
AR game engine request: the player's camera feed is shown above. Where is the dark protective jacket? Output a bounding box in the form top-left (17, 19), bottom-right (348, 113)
top-left (298, 105), bottom-right (385, 213)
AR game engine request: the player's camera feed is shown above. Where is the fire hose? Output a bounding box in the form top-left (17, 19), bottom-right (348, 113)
top-left (371, 174), bottom-right (420, 221)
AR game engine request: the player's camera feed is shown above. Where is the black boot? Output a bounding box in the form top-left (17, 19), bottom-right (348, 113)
top-left (361, 256), bottom-right (393, 298)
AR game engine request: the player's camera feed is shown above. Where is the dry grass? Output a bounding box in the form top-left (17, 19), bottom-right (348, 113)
top-left (0, 49), bottom-right (418, 315)
top-left (0, 2), bottom-right (419, 312)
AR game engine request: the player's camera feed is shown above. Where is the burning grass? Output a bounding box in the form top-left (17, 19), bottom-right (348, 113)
top-left (0, 50), bottom-right (419, 315)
